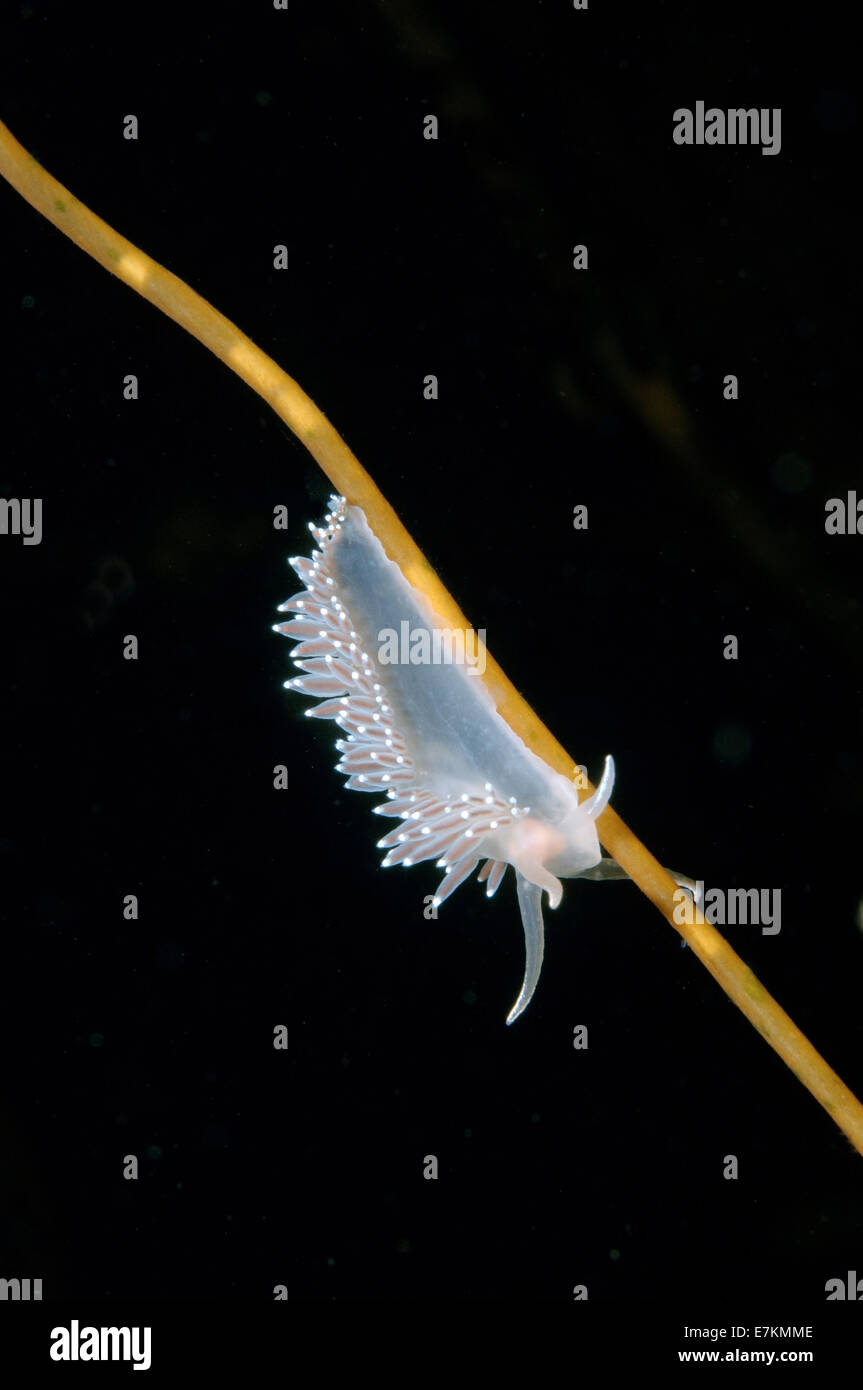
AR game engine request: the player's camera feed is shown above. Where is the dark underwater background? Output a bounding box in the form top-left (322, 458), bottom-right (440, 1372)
top-left (0, 0), bottom-right (860, 1315)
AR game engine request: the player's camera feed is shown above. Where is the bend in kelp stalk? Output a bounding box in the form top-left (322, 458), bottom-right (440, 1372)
top-left (2, 116), bottom-right (861, 1154)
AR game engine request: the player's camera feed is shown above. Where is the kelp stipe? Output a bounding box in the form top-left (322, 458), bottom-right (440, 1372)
top-left (2, 117), bottom-right (861, 1153)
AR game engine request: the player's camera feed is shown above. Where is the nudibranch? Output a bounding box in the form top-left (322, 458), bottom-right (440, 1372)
top-left (275, 496), bottom-right (620, 1023)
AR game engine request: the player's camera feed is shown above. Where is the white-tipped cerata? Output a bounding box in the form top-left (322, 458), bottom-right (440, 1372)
top-left (276, 495), bottom-right (618, 1022)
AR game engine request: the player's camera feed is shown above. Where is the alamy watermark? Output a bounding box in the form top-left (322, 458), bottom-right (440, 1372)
top-left (673, 881), bottom-right (781, 935)
top-left (50, 1320), bottom-right (151, 1371)
top-left (673, 102), bottom-right (782, 156)
top-left (0, 496), bottom-right (42, 545)
top-left (825, 491), bottom-right (863, 534)
top-left (1, 1276), bottom-right (42, 1299)
top-left (825, 1271), bottom-right (863, 1300)
top-left (377, 621), bottom-right (487, 676)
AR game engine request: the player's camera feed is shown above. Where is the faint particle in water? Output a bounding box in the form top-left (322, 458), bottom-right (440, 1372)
top-left (157, 941), bottom-right (185, 971)
top-left (814, 89), bottom-right (855, 133)
top-left (395, 1238), bottom-right (411, 1255)
top-left (771, 451), bottom-right (812, 495)
top-left (79, 553), bottom-right (135, 631)
top-left (98, 554), bottom-right (135, 600)
top-left (610, 1248), bottom-right (621, 1261)
top-left (462, 989), bottom-right (477, 1006)
top-left (145, 1144), bottom-right (163, 1161)
top-left (712, 722), bottom-right (751, 767)
top-left (21, 294), bottom-right (35, 309)
top-left (89, 1032), bottom-right (104, 1048)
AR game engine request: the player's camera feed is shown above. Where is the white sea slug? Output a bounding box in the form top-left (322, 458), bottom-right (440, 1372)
top-left (274, 495), bottom-right (622, 1023)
